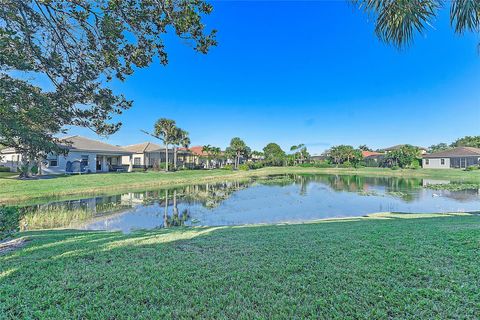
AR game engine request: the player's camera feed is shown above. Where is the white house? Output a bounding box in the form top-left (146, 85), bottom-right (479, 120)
top-left (0, 135), bottom-right (134, 175)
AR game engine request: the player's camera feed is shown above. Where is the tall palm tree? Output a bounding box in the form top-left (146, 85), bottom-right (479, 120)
top-left (202, 145), bottom-right (212, 169)
top-left (171, 128), bottom-right (190, 170)
top-left (351, 0), bottom-right (480, 49)
top-left (142, 118), bottom-right (177, 172)
top-left (179, 131), bottom-right (191, 169)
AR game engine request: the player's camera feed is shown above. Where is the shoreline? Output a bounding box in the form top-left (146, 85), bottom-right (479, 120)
top-left (1, 166), bottom-right (479, 204)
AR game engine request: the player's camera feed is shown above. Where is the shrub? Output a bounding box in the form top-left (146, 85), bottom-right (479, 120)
top-left (314, 161), bottom-right (333, 168)
top-left (0, 166), bottom-right (10, 172)
top-left (339, 161), bottom-right (352, 168)
top-left (391, 165), bottom-right (400, 170)
top-left (0, 206), bottom-right (20, 240)
top-left (239, 163), bottom-right (249, 171)
top-left (222, 164), bottom-right (233, 171)
top-left (465, 165), bottom-right (480, 171)
top-left (297, 163), bottom-right (315, 168)
top-left (248, 162), bottom-right (265, 170)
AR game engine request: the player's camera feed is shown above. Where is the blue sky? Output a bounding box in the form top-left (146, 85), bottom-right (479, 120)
top-left (69, 1), bottom-right (480, 155)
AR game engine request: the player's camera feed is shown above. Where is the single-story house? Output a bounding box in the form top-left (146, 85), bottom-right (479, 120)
top-left (0, 135), bottom-right (134, 174)
top-left (179, 146), bottom-right (228, 168)
top-left (122, 142), bottom-right (194, 169)
top-left (361, 151), bottom-right (385, 166)
top-left (422, 147), bottom-right (480, 169)
top-left (383, 144), bottom-right (428, 154)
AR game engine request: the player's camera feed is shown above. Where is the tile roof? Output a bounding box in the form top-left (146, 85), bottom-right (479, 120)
top-left (58, 136), bottom-right (133, 154)
top-left (423, 147), bottom-right (480, 158)
top-left (122, 142), bottom-right (164, 153)
top-left (361, 151), bottom-right (384, 158)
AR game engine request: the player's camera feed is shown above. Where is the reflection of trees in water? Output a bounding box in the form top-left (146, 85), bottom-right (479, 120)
top-left (162, 189), bottom-right (190, 228)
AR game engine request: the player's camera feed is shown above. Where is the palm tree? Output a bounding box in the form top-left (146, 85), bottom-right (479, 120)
top-left (202, 145), bottom-right (212, 169)
top-left (171, 128), bottom-right (189, 170)
top-left (227, 137), bottom-right (248, 169)
top-left (211, 146), bottom-right (221, 168)
top-left (351, 1), bottom-right (480, 49)
top-left (142, 118), bottom-right (177, 172)
top-left (179, 131), bottom-right (191, 169)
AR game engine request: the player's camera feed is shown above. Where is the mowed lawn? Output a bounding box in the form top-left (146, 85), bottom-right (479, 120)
top-left (1, 214), bottom-right (479, 319)
top-left (1, 167), bottom-right (480, 204)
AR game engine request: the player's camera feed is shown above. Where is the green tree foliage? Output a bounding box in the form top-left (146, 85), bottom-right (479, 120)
top-left (451, 136), bottom-right (480, 148)
top-left (352, 1), bottom-right (480, 49)
top-left (225, 137), bottom-right (248, 169)
top-left (328, 145), bottom-right (363, 167)
top-left (0, 0), bottom-right (216, 157)
top-left (384, 145), bottom-right (421, 168)
top-left (358, 145), bottom-right (372, 151)
top-left (171, 128), bottom-right (190, 170)
top-left (142, 118), bottom-right (177, 172)
top-left (263, 143), bottom-right (286, 166)
top-left (290, 144), bottom-right (310, 165)
top-left (429, 143), bottom-right (451, 153)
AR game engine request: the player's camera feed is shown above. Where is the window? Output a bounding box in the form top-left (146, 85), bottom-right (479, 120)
top-left (425, 159), bottom-right (429, 165)
top-left (441, 158), bottom-right (445, 165)
top-left (81, 155), bottom-right (89, 166)
top-left (47, 154), bottom-right (58, 167)
top-left (134, 157), bottom-right (141, 166)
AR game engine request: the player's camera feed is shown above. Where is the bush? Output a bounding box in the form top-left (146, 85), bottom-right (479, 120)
top-left (313, 161), bottom-right (333, 168)
top-left (465, 165), bottom-right (480, 171)
top-left (0, 206), bottom-right (20, 240)
top-left (248, 162), bottom-right (265, 170)
top-left (222, 164), bottom-right (233, 171)
top-left (0, 166), bottom-right (10, 172)
top-left (239, 163), bottom-right (249, 171)
top-left (391, 165), bottom-right (400, 170)
top-left (297, 163), bottom-right (315, 168)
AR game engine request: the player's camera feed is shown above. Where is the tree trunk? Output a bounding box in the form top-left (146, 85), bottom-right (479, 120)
top-left (173, 146), bottom-right (177, 170)
top-left (165, 144), bottom-right (169, 172)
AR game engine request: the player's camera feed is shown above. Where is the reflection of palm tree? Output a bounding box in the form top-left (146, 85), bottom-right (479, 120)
top-left (163, 189), bottom-right (169, 227)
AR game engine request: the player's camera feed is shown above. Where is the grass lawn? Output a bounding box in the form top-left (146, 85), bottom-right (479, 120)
top-left (1, 213), bottom-right (479, 319)
top-left (1, 167), bottom-right (480, 204)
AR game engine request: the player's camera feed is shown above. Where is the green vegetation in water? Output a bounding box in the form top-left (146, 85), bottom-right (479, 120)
top-left (1, 214), bottom-right (479, 318)
top-left (425, 183), bottom-right (480, 191)
top-left (20, 202), bottom-right (133, 231)
top-left (357, 190), bottom-right (379, 196)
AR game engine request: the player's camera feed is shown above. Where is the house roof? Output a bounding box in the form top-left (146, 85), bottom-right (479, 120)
top-left (122, 142), bottom-right (164, 153)
top-left (59, 136), bottom-right (133, 154)
top-left (423, 147), bottom-right (480, 158)
top-left (384, 144), bottom-right (428, 151)
top-left (361, 151), bottom-right (384, 158)
top-left (1, 136), bottom-right (133, 155)
top-left (181, 146), bottom-right (208, 157)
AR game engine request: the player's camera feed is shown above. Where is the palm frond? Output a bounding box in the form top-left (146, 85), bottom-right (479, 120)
top-left (450, 0), bottom-right (480, 33)
top-left (352, 0), bottom-right (442, 48)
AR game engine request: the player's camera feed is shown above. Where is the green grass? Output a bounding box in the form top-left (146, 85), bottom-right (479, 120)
top-left (1, 213), bottom-right (479, 319)
top-left (1, 167), bottom-right (480, 204)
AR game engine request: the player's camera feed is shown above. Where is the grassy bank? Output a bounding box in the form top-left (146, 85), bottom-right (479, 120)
top-left (1, 167), bottom-right (479, 204)
top-left (1, 213), bottom-right (479, 318)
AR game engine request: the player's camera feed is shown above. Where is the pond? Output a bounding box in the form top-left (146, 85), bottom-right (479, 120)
top-left (19, 174), bottom-right (480, 233)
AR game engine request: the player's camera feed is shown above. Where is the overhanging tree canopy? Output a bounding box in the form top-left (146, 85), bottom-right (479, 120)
top-left (0, 0), bottom-right (216, 158)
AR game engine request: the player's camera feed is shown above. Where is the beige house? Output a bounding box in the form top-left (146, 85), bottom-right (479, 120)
top-left (0, 136), bottom-right (133, 174)
top-left (422, 147), bottom-right (480, 169)
top-left (121, 142), bottom-right (191, 168)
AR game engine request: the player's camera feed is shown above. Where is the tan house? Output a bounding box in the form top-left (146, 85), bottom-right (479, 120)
top-left (422, 147), bottom-right (480, 169)
top-left (0, 135), bottom-right (133, 174)
top-left (122, 142), bottom-right (191, 168)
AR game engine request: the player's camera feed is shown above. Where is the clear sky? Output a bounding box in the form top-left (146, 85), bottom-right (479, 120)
top-left (69, 1), bottom-right (480, 155)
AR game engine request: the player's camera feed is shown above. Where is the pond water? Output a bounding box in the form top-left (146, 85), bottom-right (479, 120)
top-left (20, 174), bottom-right (480, 233)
